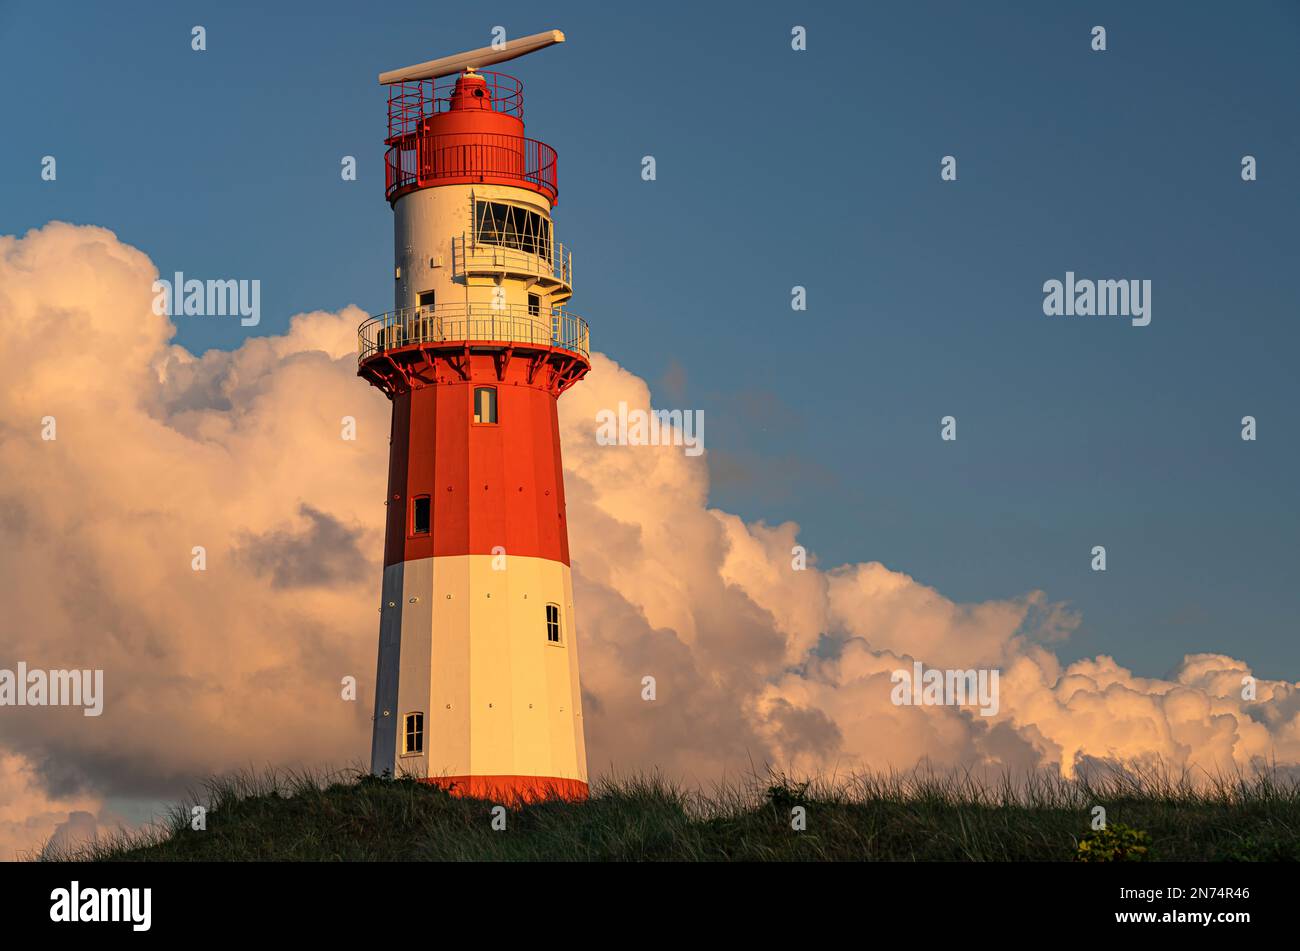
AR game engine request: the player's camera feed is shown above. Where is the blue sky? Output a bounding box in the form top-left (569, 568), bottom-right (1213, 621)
top-left (2, 0), bottom-right (1298, 680)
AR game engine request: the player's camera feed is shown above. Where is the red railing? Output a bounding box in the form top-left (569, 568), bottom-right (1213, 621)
top-left (386, 71), bottom-right (524, 140)
top-left (385, 132), bottom-right (558, 203)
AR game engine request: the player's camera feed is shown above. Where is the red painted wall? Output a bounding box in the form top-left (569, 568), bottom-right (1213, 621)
top-left (382, 357), bottom-right (572, 567)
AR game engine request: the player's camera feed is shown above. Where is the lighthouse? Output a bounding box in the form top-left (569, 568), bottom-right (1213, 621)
top-left (358, 30), bottom-right (590, 801)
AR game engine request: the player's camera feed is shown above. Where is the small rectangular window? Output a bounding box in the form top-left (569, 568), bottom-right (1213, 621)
top-left (403, 712), bottom-right (424, 754)
top-left (418, 290), bottom-right (435, 309)
top-left (528, 293), bottom-right (540, 317)
top-left (412, 496), bottom-right (431, 535)
top-left (474, 386), bottom-right (498, 424)
top-left (546, 603), bottom-right (561, 643)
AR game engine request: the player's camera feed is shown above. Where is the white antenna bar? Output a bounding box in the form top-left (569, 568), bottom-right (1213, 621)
top-left (378, 29), bottom-right (565, 85)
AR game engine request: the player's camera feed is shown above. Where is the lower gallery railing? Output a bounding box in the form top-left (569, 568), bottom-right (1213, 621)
top-left (358, 305), bottom-right (589, 363)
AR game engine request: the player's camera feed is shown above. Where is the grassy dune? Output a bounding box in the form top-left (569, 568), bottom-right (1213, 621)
top-left (42, 765), bottom-right (1300, 862)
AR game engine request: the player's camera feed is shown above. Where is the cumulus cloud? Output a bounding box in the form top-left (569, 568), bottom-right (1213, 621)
top-left (0, 222), bottom-right (1297, 858)
top-left (0, 752), bottom-right (112, 859)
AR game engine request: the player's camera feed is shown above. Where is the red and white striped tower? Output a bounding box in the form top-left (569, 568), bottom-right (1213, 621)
top-left (359, 31), bottom-right (590, 801)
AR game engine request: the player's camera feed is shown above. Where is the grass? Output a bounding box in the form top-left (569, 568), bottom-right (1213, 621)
top-left (39, 762), bottom-right (1300, 862)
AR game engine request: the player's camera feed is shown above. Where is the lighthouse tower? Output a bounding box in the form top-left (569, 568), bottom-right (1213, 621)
top-left (358, 31), bottom-right (590, 801)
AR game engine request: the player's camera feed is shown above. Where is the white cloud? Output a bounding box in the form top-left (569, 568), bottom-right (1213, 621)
top-left (1, 222), bottom-right (1296, 857)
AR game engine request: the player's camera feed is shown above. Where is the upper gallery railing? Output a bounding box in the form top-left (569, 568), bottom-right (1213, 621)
top-left (451, 234), bottom-right (572, 287)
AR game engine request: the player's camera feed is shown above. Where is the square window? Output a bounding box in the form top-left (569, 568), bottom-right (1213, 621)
top-left (403, 712), bottom-right (424, 755)
top-left (474, 387), bottom-right (498, 425)
top-left (412, 496), bottom-right (431, 535)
